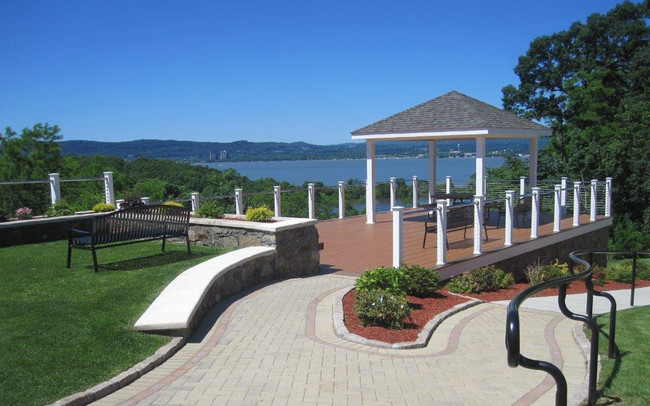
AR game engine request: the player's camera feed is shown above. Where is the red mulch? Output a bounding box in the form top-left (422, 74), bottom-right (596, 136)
top-left (343, 280), bottom-right (650, 344)
top-left (342, 289), bottom-right (469, 344)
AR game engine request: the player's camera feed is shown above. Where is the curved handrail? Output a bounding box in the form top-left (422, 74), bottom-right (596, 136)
top-left (505, 249), bottom-right (626, 406)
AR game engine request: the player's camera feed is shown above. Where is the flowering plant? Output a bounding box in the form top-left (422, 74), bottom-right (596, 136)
top-left (15, 207), bottom-right (33, 219)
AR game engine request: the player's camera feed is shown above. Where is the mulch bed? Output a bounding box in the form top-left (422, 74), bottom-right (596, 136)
top-left (343, 280), bottom-right (650, 344)
top-left (342, 289), bottom-right (469, 344)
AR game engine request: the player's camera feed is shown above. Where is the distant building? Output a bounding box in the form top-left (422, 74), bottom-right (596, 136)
top-left (209, 151), bottom-right (218, 161)
top-left (219, 150), bottom-right (228, 161)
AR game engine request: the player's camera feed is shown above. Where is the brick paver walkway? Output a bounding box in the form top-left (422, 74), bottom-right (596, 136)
top-left (95, 274), bottom-right (587, 405)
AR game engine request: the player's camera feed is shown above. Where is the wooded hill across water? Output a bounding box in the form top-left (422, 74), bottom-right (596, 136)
top-left (59, 139), bottom-right (538, 162)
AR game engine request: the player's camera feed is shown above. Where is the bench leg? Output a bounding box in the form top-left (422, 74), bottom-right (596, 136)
top-left (422, 226), bottom-right (428, 248)
top-left (162, 235), bottom-right (166, 252)
top-left (67, 235), bottom-right (73, 268)
top-left (186, 234), bottom-right (191, 255)
top-left (91, 246), bottom-right (99, 273)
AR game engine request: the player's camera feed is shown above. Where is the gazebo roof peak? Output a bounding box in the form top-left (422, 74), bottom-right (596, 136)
top-left (351, 90), bottom-right (549, 139)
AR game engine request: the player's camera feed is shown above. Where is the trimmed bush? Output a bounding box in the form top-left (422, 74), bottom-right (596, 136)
top-left (46, 201), bottom-right (75, 217)
top-left (446, 266), bottom-right (514, 293)
top-left (245, 206), bottom-right (274, 222)
top-left (354, 288), bottom-right (411, 329)
top-left (163, 201), bottom-right (184, 208)
top-left (195, 201), bottom-right (224, 219)
top-left (92, 202), bottom-right (116, 213)
top-left (525, 260), bottom-right (570, 285)
top-left (355, 266), bottom-right (410, 296)
top-left (606, 261), bottom-right (650, 284)
top-left (402, 265), bottom-right (440, 297)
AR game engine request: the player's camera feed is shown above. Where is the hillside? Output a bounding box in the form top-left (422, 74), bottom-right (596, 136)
top-left (59, 139), bottom-right (539, 162)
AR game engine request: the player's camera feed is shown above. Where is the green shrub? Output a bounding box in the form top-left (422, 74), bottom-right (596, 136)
top-left (591, 265), bottom-right (607, 286)
top-left (355, 266), bottom-right (410, 296)
top-left (446, 274), bottom-right (480, 294)
top-left (245, 206), bottom-right (274, 222)
top-left (354, 288), bottom-right (411, 329)
top-left (402, 265), bottom-right (440, 297)
top-left (46, 201), bottom-right (75, 217)
top-left (195, 201), bottom-right (224, 219)
top-left (446, 266), bottom-right (514, 293)
top-left (92, 202), bottom-right (116, 212)
top-left (606, 261), bottom-right (650, 284)
top-left (525, 261), bottom-right (570, 285)
top-left (163, 201), bottom-right (184, 208)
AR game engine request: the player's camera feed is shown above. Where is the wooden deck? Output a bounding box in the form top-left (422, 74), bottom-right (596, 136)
top-left (317, 207), bottom-right (611, 278)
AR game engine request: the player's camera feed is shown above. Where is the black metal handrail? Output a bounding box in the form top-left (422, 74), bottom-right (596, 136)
top-left (505, 250), bottom-right (619, 406)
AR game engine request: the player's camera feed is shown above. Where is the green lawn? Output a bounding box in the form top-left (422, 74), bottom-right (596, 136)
top-left (0, 240), bottom-right (233, 406)
top-left (594, 306), bottom-right (650, 405)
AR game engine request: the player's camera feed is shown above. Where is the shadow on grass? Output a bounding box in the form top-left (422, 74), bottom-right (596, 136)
top-left (91, 250), bottom-right (211, 272)
top-left (595, 321), bottom-right (624, 405)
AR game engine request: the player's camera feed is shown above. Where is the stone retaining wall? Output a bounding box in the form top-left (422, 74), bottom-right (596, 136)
top-left (0, 213), bottom-right (101, 248)
top-left (188, 216), bottom-right (321, 277)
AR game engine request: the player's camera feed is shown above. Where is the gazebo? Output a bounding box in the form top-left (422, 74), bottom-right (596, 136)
top-left (351, 91), bottom-right (551, 224)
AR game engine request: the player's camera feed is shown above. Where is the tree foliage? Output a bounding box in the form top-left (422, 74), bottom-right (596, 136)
top-left (502, 1), bottom-right (650, 239)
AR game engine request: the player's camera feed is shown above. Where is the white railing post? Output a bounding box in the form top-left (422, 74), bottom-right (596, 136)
top-left (605, 177), bottom-right (612, 217)
top-left (531, 187), bottom-right (540, 239)
top-left (235, 189), bottom-right (243, 215)
top-left (473, 195), bottom-right (484, 255)
top-left (560, 177), bottom-right (568, 215)
top-left (116, 199), bottom-right (124, 210)
top-left (389, 177), bottom-right (397, 209)
top-left (308, 183), bottom-right (315, 219)
top-left (590, 179), bottom-right (598, 222)
top-left (392, 206), bottom-right (404, 268)
top-left (412, 176), bottom-right (419, 208)
top-left (103, 171), bottom-right (115, 205)
top-left (140, 197), bottom-right (150, 205)
top-left (338, 181), bottom-right (345, 219)
top-left (483, 175), bottom-right (488, 198)
top-left (48, 173), bottom-right (61, 205)
top-left (436, 199), bottom-right (447, 266)
top-left (553, 184), bottom-right (561, 232)
top-left (273, 186), bottom-right (282, 217)
top-left (505, 190), bottom-right (515, 246)
top-left (445, 176), bottom-right (452, 205)
top-left (573, 181), bottom-right (581, 227)
top-left (520, 176), bottom-right (526, 197)
top-left (191, 192), bottom-right (200, 212)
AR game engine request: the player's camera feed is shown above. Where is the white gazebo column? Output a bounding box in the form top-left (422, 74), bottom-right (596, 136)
top-left (428, 141), bottom-right (437, 203)
top-left (366, 140), bottom-right (376, 224)
top-left (475, 137), bottom-right (486, 196)
top-left (529, 137), bottom-right (538, 188)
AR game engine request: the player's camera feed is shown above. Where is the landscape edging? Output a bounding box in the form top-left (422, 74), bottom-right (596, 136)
top-left (332, 286), bottom-right (483, 349)
top-left (569, 322), bottom-right (600, 406)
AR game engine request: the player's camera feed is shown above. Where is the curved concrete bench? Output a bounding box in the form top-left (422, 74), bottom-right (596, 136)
top-left (134, 246), bottom-right (275, 336)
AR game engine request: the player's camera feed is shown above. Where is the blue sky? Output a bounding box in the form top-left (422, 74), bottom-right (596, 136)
top-left (0, 1), bottom-right (627, 144)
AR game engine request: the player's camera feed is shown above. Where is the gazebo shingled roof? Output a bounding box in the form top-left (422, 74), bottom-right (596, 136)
top-left (352, 90), bottom-right (548, 138)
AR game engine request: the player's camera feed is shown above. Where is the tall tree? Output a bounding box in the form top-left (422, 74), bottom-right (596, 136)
top-left (502, 1), bottom-right (650, 236)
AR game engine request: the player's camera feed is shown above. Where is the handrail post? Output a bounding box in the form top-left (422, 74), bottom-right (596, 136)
top-left (308, 183), bottom-right (316, 219)
top-left (573, 182), bottom-right (581, 227)
top-left (631, 252), bottom-right (637, 307)
top-left (235, 189), bottom-right (243, 215)
top-left (338, 181), bottom-right (345, 219)
top-left (103, 171), bottom-right (115, 205)
top-left (412, 176), bottom-right (419, 208)
top-left (590, 179), bottom-right (598, 222)
top-left (531, 187), bottom-right (540, 239)
top-left (392, 206), bottom-right (404, 267)
top-left (445, 176), bottom-right (452, 205)
top-left (561, 176), bottom-right (568, 215)
top-left (273, 186), bottom-right (282, 217)
top-left (505, 191), bottom-right (515, 246)
top-left (553, 184), bottom-right (562, 233)
top-left (389, 177), bottom-right (397, 209)
top-left (587, 252), bottom-right (594, 318)
top-left (49, 173), bottom-right (61, 205)
top-left (473, 195), bottom-right (484, 255)
top-left (436, 199), bottom-right (447, 265)
top-left (605, 177), bottom-right (612, 217)
top-left (519, 176), bottom-right (526, 197)
top-left (191, 192), bottom-right (200, 212)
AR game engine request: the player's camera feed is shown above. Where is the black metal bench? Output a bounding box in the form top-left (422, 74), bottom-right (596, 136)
top-left (67, 205), bottom-right (191, 272)
top-left (496, 195), bottom-right (536, 229)
top-left (422, 205), bottom-right (489, 248)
